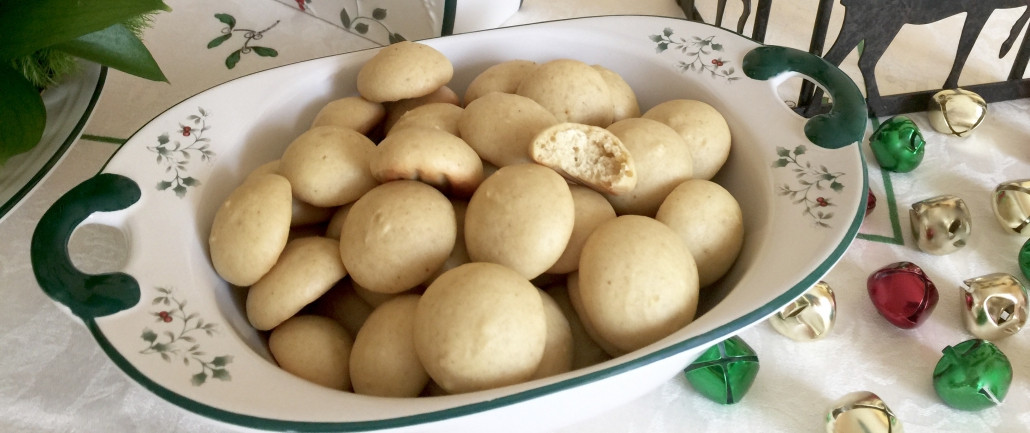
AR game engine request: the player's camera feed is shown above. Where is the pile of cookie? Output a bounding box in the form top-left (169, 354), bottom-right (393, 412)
top-left (207, 41), bottom-right (744, 397)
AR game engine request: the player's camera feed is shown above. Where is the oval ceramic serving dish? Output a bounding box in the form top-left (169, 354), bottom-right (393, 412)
top-left (31, 16), bottom-right (868, 432)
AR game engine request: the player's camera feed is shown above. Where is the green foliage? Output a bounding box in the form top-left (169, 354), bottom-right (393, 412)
top-left (0, 0), bottom-right (170, 167)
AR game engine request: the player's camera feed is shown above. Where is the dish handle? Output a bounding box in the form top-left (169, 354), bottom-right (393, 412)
top-left (742, 45), bottom-right (867, 150)
top-left (31, 173), bottom-right (141, 320)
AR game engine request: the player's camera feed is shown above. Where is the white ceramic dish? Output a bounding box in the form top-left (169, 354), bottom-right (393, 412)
top-left (0, 61), bottom-right (104, 221)
top-left (32, 16), bottom-right (868, 432)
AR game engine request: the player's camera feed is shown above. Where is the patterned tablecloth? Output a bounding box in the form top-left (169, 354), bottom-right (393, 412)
top-left (2, 0), bottom-right (1029, 431)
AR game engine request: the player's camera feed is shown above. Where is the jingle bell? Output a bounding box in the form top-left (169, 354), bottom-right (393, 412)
top-left (866, 190), bottom-right (877, 217)
top-left (1020, 238), bottom-right (1030, 281)
top-left (992, 179), bottom-right (1030, 235)
top-left (868, 116), bottom-right (925, 173)
top-left (909, 195), bottom-right (971, 255)
top-left (825, 391), bottom-right (903, 433)
top-left (769, 281), bottom-right (836, 341)
top-left (962, 273), bottom-right (1029, 340)
top-left (932, 339), bottom-right (1012, 411)
top-left (927, 88), bottom-right (987, 137)
top-left (867, 261), bottom-right (938, 329)
top-left (682, 336), bottom-right (759, 404)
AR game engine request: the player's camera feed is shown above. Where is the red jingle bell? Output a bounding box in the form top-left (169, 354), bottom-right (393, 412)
top-left (867, 262), bottom-right (939, 329)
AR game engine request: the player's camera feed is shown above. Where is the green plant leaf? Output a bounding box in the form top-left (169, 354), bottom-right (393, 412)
top-left (225, 50), bottom-right (241, 69)
top-left (52, 24), bottom-right (167, 82)
top-left (251, 47), bottom-right (278, 57)
top-left (0, 0), bottom-right (171, 60)
top-left (0, 64), bottom-right (47, 166)
top-left (207, 34), bottom-right (232, 49)
top-left (214, 13), bottom-right (236, 30)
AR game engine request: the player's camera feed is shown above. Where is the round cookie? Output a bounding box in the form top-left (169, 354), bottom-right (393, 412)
top-left (656, 179), bottom-right (744, 288)
top-left (208, 173), bottom-right (292, 287)
top-left (268, 315), bottom-right (353, 390)
top-left (246, 236), bottom-right (348, 331)
top-left (603, 117), bottom-right (694, 216)
top-left (516, 58), bottom-right (613, 127)
top-left (577, 215), bottom-right (699, 353)
top-left (459, 92), bottom-right (558, 167)
top-left (547, 185), bottom-right (617, 274)
top-left (565, 272), bottom-right (624, 357)
top-left (340, 180), bottom-right (457, 294)
top-left (427, 200), bottom-right (470, 283)
top-left (592, 65), bottom-right (640, 122)
top-left (414, 262), bottom-right (547, 394)
top-left (350, 295), bottom-right (429, 397)
top-left (383, 86), bottom-right (460, 133)
top-left (310, 279), bottom-right (372, 338)
top-left (244, 159), bottom-right (334, 227)
top-left (545, 281), bottom-right (613, 368)
top-left (310, 96), bottom-right (385, 135)
top-left (642, 99), bottom-right (731, 180)
top-left (356, 41), bottom-right (453, 103)
top-left (278, 126), bottom-right (378, 207)
top-left (465, 163), bottom-right (575, 279)
top-left (530, 288), bottom-right (574, 380)
top-left (464, 59), bottom-right (538, 104)
top-left (370, 126), bottom-right (484, 198)
top-left (388, 102), bottom-right (464, 136)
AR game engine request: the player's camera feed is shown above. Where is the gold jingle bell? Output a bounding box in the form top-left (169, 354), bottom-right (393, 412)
top-left (962, 273), bottom-right (1029, 340)
top-left (992, 179), bottom-right (1030, 235)
top-left (768, 281), bottom-right (836, 341)
top-left (910, 195), bottom-right (972, 255)
top-left (826, 391), bottom-right (903, 433)
top-left (927, 88), bottom-right (987, 137)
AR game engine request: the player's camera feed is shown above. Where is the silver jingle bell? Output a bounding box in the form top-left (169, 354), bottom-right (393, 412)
top-left (910, 195), bottom-right (971, 255)
top-left (769, 281), bottom-right (836, 341)
top-left (992, 179), bottom-right (1030, 235)
top-left (826, 391), bottom-right (904, 433)
top-left (962, 273), bottom-right (1029, 341)
top-left (927, 88), bottom-right (987, 137)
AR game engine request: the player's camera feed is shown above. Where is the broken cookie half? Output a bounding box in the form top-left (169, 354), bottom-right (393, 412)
top-left (530, 122), bottom-right (636, 195)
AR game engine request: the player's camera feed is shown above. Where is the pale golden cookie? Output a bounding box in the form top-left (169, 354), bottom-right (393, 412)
top-left (278, 126), bottom-right (378, 207)
top-left (246, 236), bottom-right (347, 331)
top-left (268, 315), bottom-right (353, 390)
top-left (656, 179), bottom-right (744, 287)
top-left (578, 215), bottom-right (699, 352)
top-left (592, 65), bottom-right (640, 122)
top-left (565, 272), bottom-right (624, 357)
top-left (464, 59), bottom-right (538, 104)
top-left (388, 102), bottom-right (463, 136)
top-left (427, 200), bottom-right (470, 283)
top-left (370, 126), bottom-right (484, 198)
top-left (459, 92), bottom-right (558, 167)
top-left (603, 118), bottom-right (693, 216)
top-left (383, 86), bottom-right (460, 133)
top-left (516, 58), bottom-right (613, 127)
top-left (530, 289), bottom-right (574, 379)
top-left (310, 279), bottom-right (372, 337)
top-left (642, 99), bottom-right (731, 180)
top-left (350, 295), bottom-right (429, 397)
top-left (310, 96), bottom-right (385, 135)
top-left (209, 173), bottom-right (292, 287)
top-left (547, 185), bottom-right (617, 274)
top-left (545, 281), bottom-right (613, 368)
top-left (356, 41), bottom-right (453, 103)
top-left (414, 262), bottom-right (546, 394)
top-left (340, 180), bottom-right (456, 294)
top-left (465, 163), bottom-right (575, 279)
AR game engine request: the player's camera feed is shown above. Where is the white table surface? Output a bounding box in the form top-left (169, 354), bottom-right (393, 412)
top-left (3, 1), bottom-right (1030, 432)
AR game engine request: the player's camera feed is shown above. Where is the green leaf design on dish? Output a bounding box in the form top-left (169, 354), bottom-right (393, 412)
top-left (140, 287), bottom-right (233, 386)
top-left (147, 107), bottom-right (215, 198)
top-left (773, 145), bottom-right (845, 228)
top-left (650, 29), bottom-right (739, 81)
top-left (207, 14), bottom-right (279, 70)
top-left (338, 6), bottom-right (406, 45)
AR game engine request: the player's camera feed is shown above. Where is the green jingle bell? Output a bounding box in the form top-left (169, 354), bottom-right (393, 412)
top-left (932, 339), bottom-right (1013, 410)
top-left (682, 335), bottom-right (759, 404)
top-left (927, 88), bottom-right (987, 137)
top-left (1020, 238), bottom-right (1030, 281)
top-left (825, 391), bottom-right (903, 433)
top-left (962, 273), bottom-right (1029, 340)
top-left (768, 280), bottom-right (836, 341)
top-left (869, 115), bottom-right (925, 173)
